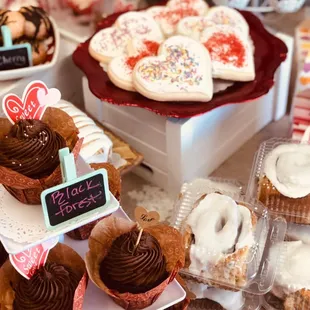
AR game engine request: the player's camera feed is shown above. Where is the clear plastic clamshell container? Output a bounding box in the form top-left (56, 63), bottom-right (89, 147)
top-left (246, 138), bottom-right (310, 224)
top-left (261, 221), bottom-right (310, 310)
top-left (189, 292), bottom-right (260, 310)
top-left (173, 178), bottom-right (287, 295)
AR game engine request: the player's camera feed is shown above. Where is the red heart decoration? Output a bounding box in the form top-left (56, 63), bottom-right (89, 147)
top-left (2, 81), bottom-right (49, 124)
top-left (9, 237), bottom-right (58, 279)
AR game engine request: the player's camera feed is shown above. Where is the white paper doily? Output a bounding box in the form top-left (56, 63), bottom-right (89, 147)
top-left (0, 186), bottom-right (53, 243)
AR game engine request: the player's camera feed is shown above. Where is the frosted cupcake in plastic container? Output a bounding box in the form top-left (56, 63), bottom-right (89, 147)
top-left (248, 138), bottom-right (310, 224)
top-left (263, 222), bottom-right (310, 310)
top-left (86, 216), bottom-right (185, 309)
top-left (0, 107), bottom-right (81, 204)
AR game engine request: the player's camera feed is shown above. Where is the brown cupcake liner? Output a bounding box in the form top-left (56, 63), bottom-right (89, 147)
top-left (258, 176), bottom-right (310, 224)
top-left (86, 216), bottom-right (185, 310)
top-left (0, 107), bottom-right (81, 205)
top-left (66, 162), bottom-right (122, 240)
top-left (0, 243), bottom-right (88, 310)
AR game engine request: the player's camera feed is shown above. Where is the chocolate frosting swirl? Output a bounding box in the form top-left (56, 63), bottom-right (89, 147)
top-left (100, 230), bottom-right (168, 294)
top-left (13, 262), bottom-right (80, 310)
top-left (0, 119), bottom-right (66, 179)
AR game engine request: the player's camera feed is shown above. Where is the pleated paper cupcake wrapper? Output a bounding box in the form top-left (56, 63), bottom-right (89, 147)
top-left (86, 216), bottom-right (185, 310)
top-left (0, 243), bottom-right (88, 310)
top-left (66, 162), bottom-right (121, 240)
top-left (0, 107), bottom-right (81, 205)
top-left (173, 177), bottom-right (287, 294)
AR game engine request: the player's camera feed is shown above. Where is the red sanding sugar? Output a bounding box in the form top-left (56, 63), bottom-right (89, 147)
top-left (125, 41), bottom-right (160, 70)
top-left (204, 33), bottom-right (246, 68)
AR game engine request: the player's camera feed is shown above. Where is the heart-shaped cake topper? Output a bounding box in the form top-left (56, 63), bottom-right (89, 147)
top-left (9, 237), bottom-right (59, 280)
top-left (2, 80), bottom-right (61, 124)
top-left (134, 206), bottom-right (160, 229)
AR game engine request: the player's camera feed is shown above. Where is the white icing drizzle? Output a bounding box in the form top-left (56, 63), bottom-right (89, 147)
top-left (271, 241), bottom-right (310, 298)
top-left (264, 144), bottom-right (310, 198)
top-left (187, 193), bottom-right (254, 270)
top-left (186, 280), bottom-right (244, 310)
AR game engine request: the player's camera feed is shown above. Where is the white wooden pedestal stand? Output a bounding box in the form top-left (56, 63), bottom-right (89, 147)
top-left (83, 32), bottom-right (293, 195)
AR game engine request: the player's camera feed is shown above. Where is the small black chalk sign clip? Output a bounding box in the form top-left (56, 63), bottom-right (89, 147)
top-left (0, 26), bottom-right (32, 71)
top-left (41, 147), bottom-right (110, 230)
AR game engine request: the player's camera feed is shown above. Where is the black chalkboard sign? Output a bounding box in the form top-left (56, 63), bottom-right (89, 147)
top-left (0, 47), bottom-right (31, 71)
top-left (41, 170), bottom-right (109, 229)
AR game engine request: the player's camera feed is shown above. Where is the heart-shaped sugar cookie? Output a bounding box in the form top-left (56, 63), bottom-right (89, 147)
top-left (133, 35), bottom-right (213, 102)
top-left (177, 16), bottom-right (215, 40)
top-left (147, 5), bottom-right (202, 37)
top-left (135, 206), bottom-right (160, 228)
top-left (167, 0), bottom-right (209, 14)
top-left (201, 25), bottom-right (255, 81)
top-left (108, 39), bottom-right (160, 92)
top-left (206, 6), bottom-right (249, 35)
top-left (89, 11), bottom-right (163, 64)
top-left (2, 81), bottom-right (60, 124)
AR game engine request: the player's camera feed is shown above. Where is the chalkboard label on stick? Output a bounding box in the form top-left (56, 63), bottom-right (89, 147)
top-left (41, 169), bottom-right (110, 230)
top-left (0, 25), bottom-right (32, 71)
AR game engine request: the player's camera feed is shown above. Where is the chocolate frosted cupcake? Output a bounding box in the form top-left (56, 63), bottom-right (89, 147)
top-left (13, 262), bottom-right (80, 310)
top-left (100, 230), bottom-right (168, 294)
top-left (86, 216), bottom-right (185, 309)
top-left (0, 107), bottom-right (80, 204)
top-left (0, 243), bottom-right (87, 310)
top-left (0, 119), bottom-right (66, 179)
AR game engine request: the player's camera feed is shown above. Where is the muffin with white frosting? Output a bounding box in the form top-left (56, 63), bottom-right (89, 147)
top-left (183, 193), bottom-right (257, 289)
top-left (258, 143), bottom-right (310, 224)
top-left (266, 239), bottom-right (310, 310)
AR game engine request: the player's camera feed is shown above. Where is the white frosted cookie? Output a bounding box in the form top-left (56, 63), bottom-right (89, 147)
top-left (147, 5), bottom-right (202, 37)
top-left (54, 100), bottom-right (113, 163)
top-left (89, 27), bottom-right (131, 64)
top-left (133, 35), bottom-right (213, 102)
top-left (177, 16), bottom-right (215, 40)
top-left (167, 0), bottom-right (209, 14)
top-left (108, 39), bottom-right (160, 92)
top-left (115, 11), bottom-right (164, 42)
top-left (89, 11), bottom-right (163, 64)
top-left (206, 6), bottom-right (249, 36)
top-left (201, 25), bottom-right (255, 81)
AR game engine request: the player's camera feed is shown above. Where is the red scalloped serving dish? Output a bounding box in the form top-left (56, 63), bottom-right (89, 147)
top-left (73, 9), bottom-right (288, 118)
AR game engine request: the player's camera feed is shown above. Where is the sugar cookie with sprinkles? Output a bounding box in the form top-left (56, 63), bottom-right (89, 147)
top-left (133, 35), bottom-right (213, 102)
top-left (201, 25), bottom-right (255, 81)
top-left (177, 16), bottom-right (215, 41)
top-left (147, 5), bottom-right (202, 37)
top-left (89, 12), bottom-right (163, 64)
top-left (108, 39), bottom-right (160, 92)
top-left (167, 0), bottom-right (209, 15)
top-left (206, 6), bottom-right (249, 36)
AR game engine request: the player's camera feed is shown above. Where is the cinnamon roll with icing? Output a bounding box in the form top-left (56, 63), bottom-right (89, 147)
top-left (183, 193), bottom-right (256, 289)
top-left (258, 144), bottom-right (310, 224)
